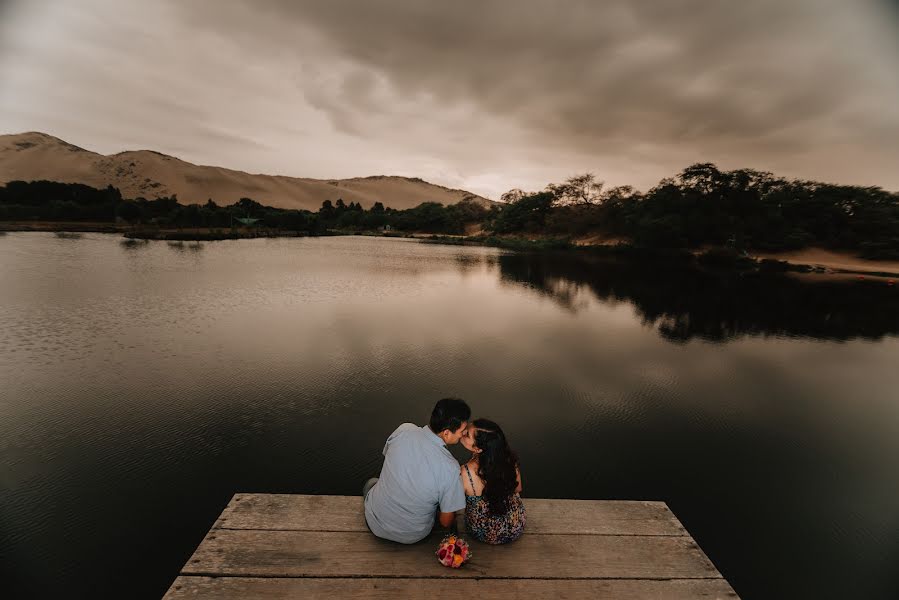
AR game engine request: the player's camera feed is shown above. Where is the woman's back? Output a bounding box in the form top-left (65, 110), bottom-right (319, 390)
top-left (462, 461), bottom-right (525, 544)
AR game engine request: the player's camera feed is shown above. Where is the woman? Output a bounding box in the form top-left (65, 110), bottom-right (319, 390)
top-left (459, 418), bottom-right (525, 544)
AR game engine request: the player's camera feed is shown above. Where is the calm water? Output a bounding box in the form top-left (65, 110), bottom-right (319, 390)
top-left (1, 233), bottom-right (898, 599)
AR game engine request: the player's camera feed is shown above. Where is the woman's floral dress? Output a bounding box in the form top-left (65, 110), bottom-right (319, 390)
top-left (463, 464), bottom-right (526, 544)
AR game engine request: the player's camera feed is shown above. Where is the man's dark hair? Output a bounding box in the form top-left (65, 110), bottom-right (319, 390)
top-left (429, 398), bottom-right (471, 434)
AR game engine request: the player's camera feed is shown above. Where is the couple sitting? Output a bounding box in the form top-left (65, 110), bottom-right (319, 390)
top-left (363, 398), bottom-right (525, 545)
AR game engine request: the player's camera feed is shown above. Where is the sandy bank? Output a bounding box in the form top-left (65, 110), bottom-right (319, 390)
top-left (752, 248), bottom-right (899, 277)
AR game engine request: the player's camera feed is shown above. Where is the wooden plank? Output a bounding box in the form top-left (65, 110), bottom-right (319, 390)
top-left (181, 529), bottom-right (720, 579)
top-left (165, 576), bottom-right (739, 599)
top-left (515, 498), bottom-right (687, 536)
top-left (216, 494), bottom-right (686, 536)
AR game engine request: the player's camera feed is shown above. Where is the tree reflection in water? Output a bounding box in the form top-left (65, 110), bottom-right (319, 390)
top-left (496, 252), bottom-right (899, 343)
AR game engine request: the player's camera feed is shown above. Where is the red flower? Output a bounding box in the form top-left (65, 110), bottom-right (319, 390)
top-left (437, 536), bottom-right (470, 568)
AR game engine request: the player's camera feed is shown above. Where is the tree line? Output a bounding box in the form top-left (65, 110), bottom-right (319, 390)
top-left (2, 164), bottom-right (897, 257)
top-left (0, 180), bottom-right (488, 235)
top-left (491, 164), bottom-right (899, 258)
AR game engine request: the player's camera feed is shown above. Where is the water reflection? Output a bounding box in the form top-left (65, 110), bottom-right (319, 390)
top-left (496, 252), bottom-right (899, 342)
top-left (167, 240), bottom-right (204, 252)
top-left (120, 238), bottom-right (150, 249)
top-left (2, 234), bottom-right (897, 600)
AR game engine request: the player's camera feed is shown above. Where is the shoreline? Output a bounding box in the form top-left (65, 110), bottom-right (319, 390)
top-left (0, 221), bottom-right (343, 240)
top-left (3, 221), bottom-right (897, 281)
top-left (414, 233), bottom-right (899, 281)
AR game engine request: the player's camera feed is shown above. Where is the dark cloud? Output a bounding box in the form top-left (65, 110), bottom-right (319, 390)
top-left (174, 0), bottom-right (899, 190)
top-left (2, 0), bottom-right (898, 195)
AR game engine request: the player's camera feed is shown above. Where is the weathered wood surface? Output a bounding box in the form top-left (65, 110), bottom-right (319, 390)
top-left (163, 494), bottom-right (739, 599)
top-left (215, 493), bottom-right (687, 536)
top-left (182, 529), bottom-right (717, 579)
top-left (165, 577), bottom-right (738, 599)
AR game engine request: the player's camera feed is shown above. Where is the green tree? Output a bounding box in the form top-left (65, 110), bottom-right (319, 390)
top-left (320, 200), bottom-right (335, 220)
top-left (116, 201), bottom-right (142, 223)
top-left (490, 191), bottom-right (554, 233)
top-left (547, 173), bottom-right (604, 206)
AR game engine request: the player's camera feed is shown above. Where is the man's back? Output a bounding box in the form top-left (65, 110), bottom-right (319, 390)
top-left (364, 423), bottom-right (465, 543)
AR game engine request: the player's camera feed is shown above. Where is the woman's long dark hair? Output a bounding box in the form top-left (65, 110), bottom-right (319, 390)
top-left (472, 419), bottom-right (519, 516)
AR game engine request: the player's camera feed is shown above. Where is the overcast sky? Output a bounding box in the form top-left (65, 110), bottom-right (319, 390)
top-left (1, 0), bottom-right (898, 198)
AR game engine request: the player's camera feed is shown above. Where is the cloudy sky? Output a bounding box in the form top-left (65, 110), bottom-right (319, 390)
top-left (1, 0), bottom-right (898, 198)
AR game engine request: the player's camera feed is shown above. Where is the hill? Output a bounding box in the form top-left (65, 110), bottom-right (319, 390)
top-left (0, 132), bottom-right (493, 211)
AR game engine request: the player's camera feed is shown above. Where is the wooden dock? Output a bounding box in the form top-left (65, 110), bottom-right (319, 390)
top-left (163, 494), bottom-right (739, 599)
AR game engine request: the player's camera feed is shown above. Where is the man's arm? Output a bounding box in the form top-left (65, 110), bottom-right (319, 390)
top-left (438, 511), bottom-right (456, 529)
top-left (436, 472), bottom-right (466, 532)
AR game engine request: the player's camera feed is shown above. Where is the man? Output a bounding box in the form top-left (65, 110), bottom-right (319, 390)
top-left (363, 398), bottom-right (470, 543)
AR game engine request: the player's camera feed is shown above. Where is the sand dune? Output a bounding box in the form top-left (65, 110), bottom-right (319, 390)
top-left (752, 248), bottom-right (899, 276)
top-left (0, 132), bottom-right (494, 211)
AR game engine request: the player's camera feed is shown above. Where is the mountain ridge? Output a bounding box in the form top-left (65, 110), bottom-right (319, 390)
top-left (0, 132), bottom-right (494, 211)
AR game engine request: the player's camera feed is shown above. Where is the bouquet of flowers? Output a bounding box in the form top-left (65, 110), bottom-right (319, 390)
top-left (436, 534), bottom-right (471, 568)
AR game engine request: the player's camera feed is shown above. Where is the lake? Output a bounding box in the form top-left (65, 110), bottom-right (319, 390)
top-left (1, 233), bottom-right (898, 599)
